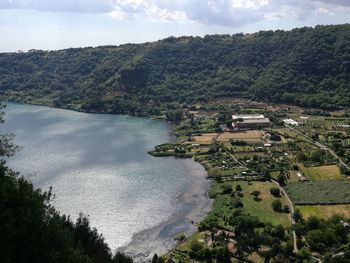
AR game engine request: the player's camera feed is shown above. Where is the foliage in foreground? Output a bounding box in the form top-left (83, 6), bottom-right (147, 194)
top-left (293, 214), bottom-right (350, 262)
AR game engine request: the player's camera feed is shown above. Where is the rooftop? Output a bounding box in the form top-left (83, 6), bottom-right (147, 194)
top-left (232, 114), bottom-right (265, 120)
top-left (236, 118), bottom-right (271, 124)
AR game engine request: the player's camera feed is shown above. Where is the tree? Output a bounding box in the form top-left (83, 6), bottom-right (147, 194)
top-left (293, 165), bottom-right (299, 171)
top-left (151, 254), bottom-right (160, 263)
top-left (293, 209), bottom-right (303, 223)
top-left (236, 184), bottom-right (242, 192)
top-left (250, 190), bottom-right (261, 201)
top-left (277, 173), bottom-right (286, 186)
top-left (270, 187), bottom-right (281, 197)
top-left (209, 168), bottom-right (222, 183)
top-left (231, 198), bottom-right (244, 208)
top-left (283, 205), bottom-right (290, 213)
top-left (222, 184), bottom-right (233, 194)
top-left (165, 109), bottom-right (183, 123)
top-left (271, 200), bottom-right (283, 212)
top-left (190, 239), bottom-right (203, 252)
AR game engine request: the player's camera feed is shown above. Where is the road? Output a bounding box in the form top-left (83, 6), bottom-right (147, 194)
top-left (287, 125), bottom-right (350, 170)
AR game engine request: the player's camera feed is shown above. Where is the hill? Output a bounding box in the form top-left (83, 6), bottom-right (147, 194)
top-left (0, 24), bottom-right (349, 114)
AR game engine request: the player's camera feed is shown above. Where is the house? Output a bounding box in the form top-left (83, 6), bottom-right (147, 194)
top-left (231, 114), bottom-right (271, 130)
top-left (283, 119), bottom-right (299, 126)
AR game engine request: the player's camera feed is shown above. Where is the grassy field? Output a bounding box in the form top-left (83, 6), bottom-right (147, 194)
top-left (302, 165), bottom-right (343, 181)
top-left (229, 181), bottom-right (291, 227)
top-left (189, 146), bottom-right (210, 154)
top-left (297, 204), bottom-right (350, 219)
top-left (285, 181), bottom-right (350, 205)
top-left (270, 171), bottom-right (284, 181)
top-left (274, 128), bottom-right (299, 138)
top-left (177, 231), bottom-right (204, 252)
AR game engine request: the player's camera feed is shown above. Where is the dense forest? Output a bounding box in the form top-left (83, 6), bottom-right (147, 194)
top-left (0, 24), bottom-right (349, 114)
top-left (0, 105), bottom-right (132, 263)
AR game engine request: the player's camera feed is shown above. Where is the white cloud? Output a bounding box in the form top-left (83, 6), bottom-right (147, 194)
top-left (0, 0), bottom-right (349, 27)
top-left (0, 0), bottom-right (112, 13)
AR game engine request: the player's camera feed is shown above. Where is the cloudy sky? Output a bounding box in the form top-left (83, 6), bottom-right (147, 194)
top-left (1, 0), bottom-right (349, 52)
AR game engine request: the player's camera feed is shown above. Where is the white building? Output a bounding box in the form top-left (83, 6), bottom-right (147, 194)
top-left (283, 119), bottom-right (299, 126)
top-left (232, 114), bottom-right (265, 120)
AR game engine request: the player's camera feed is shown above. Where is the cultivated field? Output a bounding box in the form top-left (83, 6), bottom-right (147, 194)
top-left (217, 130), bottom-right (263, 144)
top-left (189, 133), bottom-right (218, 144)
top-left (302, 165), bottom-right (343, 181)
top-left (297, 204), bottom-right (350, 219)
top-left (285, 181), bottom-right (350, 205)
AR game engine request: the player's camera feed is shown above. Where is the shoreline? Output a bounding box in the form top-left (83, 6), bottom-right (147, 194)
top-left (2, 101), bottom-right (213, 262)
top-left (120, 160), bottom-right (213, 262)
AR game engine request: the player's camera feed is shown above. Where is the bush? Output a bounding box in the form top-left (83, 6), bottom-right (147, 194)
top-left (283, 205), bottom-right (290, 213)
top-left (250, 190), bottom-right (261, 201)
top-left (222, 184), bottom-right (233, 194)
top-left (237, 192), bottom-right (244, 198)
top-left (190, 239), bottom-right (203, 252)
top-left (272, 200), bottom-right (283, 212)
top-left (270, 187), bottom-right (281, 197)
top-left (174, 232), bottom-right (186, 242)
top-left (231, 198), bottom-right (244, 208)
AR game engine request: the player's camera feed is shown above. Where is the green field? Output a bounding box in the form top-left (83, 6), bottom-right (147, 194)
top-left (285, 181), bottom-right (350, 205)
top-left (270, 171), bottom-right (280, 180)
top-left (229, 181), bottom-right (291, 227)
top-left (297, 204), bottom-right (350, 219)
top-left (302, 165), bottom-right (343, 181)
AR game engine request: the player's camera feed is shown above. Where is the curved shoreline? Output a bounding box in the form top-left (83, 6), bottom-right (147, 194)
top-left (120, 160), bottom-right (213, 262)
top-left (2, 101), bottom-right (213, 262)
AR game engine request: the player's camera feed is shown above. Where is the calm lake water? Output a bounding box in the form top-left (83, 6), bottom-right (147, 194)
top-left (2, 103), bottom-right (211, 260)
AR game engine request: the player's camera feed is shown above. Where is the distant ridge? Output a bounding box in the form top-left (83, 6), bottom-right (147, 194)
top-left (0, 24), bottom-right (349, 114)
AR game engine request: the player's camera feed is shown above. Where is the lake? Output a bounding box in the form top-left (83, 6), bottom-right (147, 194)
top-left (1, 103), bottom-right (211, 261)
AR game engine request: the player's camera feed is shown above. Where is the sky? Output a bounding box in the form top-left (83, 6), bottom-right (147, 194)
top-left (0, 0), bottom-right (350, 52)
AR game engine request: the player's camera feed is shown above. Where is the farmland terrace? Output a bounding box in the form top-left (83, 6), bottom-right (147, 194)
top-left (150, 99), bottom-right (350, 262)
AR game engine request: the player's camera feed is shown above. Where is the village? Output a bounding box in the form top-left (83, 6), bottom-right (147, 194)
top-left (149, 99), bottom-right (350, 262)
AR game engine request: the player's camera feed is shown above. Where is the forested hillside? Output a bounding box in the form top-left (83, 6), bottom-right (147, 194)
top-left (0, 24), bottom-right (349, 114)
